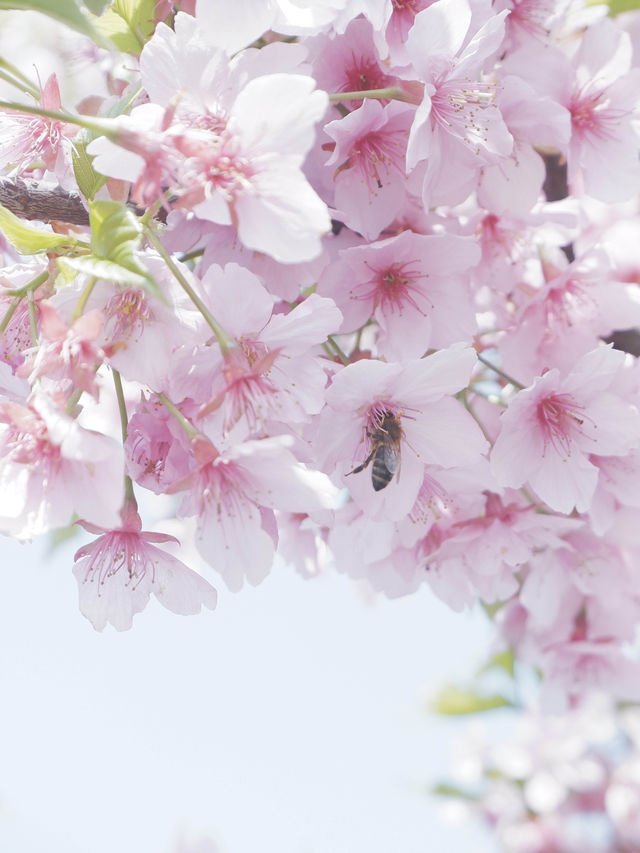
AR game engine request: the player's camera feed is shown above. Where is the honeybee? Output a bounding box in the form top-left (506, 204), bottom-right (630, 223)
top-left (347, 410), bottom-right (403, 491)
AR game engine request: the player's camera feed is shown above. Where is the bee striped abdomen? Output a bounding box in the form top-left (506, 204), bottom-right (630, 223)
top-left (346, 409), bottom-right (403, 492)
top-left (371, 446), bottom-right (395, 491)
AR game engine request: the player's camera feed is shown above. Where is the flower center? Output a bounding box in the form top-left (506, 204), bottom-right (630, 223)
top-left (431, 76), bottom-right (498, 152)
top-left (342, 56), bottom-right (390, 96)
top-left (201, 344), bottom-right (279, 432)
top-left (3, 406), bottom-right (60, 465)
top-left (354, 259), bottom-right (427, 315)
top-left (536, 392), bottom-right (587, 456)
top-left (105, 289), bottom-right (153, 342)
top-left (542, 278), bottom-right (595, 332)
top-left (346, 125), bottom-right (408, 191)
top-left (508, 0), bottom-right (550, 38)
top-left (569, 88), bottom-right (626, 142)
top-left (80, 530), bottom-right (157, 590)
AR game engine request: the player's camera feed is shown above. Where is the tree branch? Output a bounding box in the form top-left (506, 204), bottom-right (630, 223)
top-left (0, 176), bottom-right (90, 226)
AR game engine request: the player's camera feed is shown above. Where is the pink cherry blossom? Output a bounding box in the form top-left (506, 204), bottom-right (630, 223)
top-left (20, 302), bottom-right (105, 398)
top-left (319, 346), bottom-right (488, 519)
top-left (478, 74), bottom-right (570, 216)
top-left (88, 60), bottom-right (331, 262)
top-left (542, 639), bottom-right (640, 710)
top-left (318, 229), bottom-right (479, 359)
top-left (51, 254), bottom-right (207, 392)
top-left (3, 0), bottom-right (640, 711)
top-left (424, 492), bottom-right (581, 610)
top-left (0, 73), bottom-right (77, 185)
top-left (73, 504), bottom-right (217, 632)
top-left (323, 99), bottom-right (414, 240)
top-left (0, 259), bottom-right (50, 370)
top-left (491, 346), bottom-right (640, 513)
top-left (167, 263), bottom-right (341, 437)
top-left (0, 393), bottom-right (124, 540)
top-left (124, 396), bottom-right (193, 495)
top-left (565, 18), bottom-right (640, 202)
top-left (172, 435), bottom-right (338, 591)
top-left (403, 0), bottom-right (513, 207)
top-left (308, 17), bottom-right (398, 109)
top-left (499, 249), bottom-right (640, 384)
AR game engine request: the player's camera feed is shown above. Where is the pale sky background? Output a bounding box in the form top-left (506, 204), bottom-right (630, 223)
top-left (0, 532), bottom-right (498, 853)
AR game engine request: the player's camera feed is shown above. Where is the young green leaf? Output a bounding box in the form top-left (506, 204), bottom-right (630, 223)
top-left (80, 199), bottom-right (161, 297)
top-left (431, 783), bottom-right (478, 801)
top-left (92, 0), bottom-right (155, 54)
top-left (432, 686), bottom-right (511, 715)
top-left (59, 255), bottom-right (152, 288)
top-left (0, 1), bottom-right (112, 48)
top-left (72, 138), bottom-right (108, 201)
top-left (476, 648), bottom-right (515, 678)
top-left (606, 0), bottom-right (640, 14)
top-left (0, 204), bottom-right (80, 254)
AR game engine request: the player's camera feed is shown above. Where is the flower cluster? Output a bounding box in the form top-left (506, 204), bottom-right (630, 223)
top-left (0, 0), bottom-right (639, 708)
top-left (439, 697), bottom-right (640, 853)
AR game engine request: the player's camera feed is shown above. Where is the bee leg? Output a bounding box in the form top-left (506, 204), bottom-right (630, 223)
top-left (346, 448), bottom-right (375, 477)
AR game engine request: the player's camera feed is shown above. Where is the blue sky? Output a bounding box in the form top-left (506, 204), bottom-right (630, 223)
top-left (0, 533), bottom-right (497, 853)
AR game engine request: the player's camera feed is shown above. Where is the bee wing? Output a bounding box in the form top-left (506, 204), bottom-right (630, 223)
top-left (383, 442), bottom-right (401, 475)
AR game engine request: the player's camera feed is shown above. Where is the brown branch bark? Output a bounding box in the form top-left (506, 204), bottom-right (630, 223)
top-left (0, 176), bottom-right (90, 226)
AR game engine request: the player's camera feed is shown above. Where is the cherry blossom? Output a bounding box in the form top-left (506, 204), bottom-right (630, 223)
top-left (402, 0), bottom-right (513, 206)
top-left (565, 18), bottom-right (640, 202)
top-left (319, 346), bottom-right (488, 519)
top-left (171, 434), bottom-right (338, 591)
top-left (318, 229), bottom-right (479, 358)
top-left (0, 73), bottom-right (77, 186)
top-left (73, 504), bottom-right (218, 631)
top-left (0, 393), bottom-right (124, 540)
top-left (87, 16), bottom-right (332, 262)
top-left (491, 346), bottom-right (640, 514)
top-left (322, 99), bottom-right (414, 239)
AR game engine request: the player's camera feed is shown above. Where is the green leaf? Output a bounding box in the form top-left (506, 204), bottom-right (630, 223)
top-left (48, 520), bottom-right (81, 550)
top-left (480, 598), bottom-right (508, 619)
top-left (89, 199), bottom-right (141, 253)
top-left (72, 137), bottom-right (108, 200)
top-left (431, 784), bottom-right (478, 801)
top-left (93, 0), bottom-right (155, 54)
top-left (606, 0), bottom-right (640, 14)
top-left (477, 648), bottom-right (515, 678)
top-left (0, 1), bottom-right (112, 47)
top-left (0, 204), bottom-right (80, 253)
top-left (60, 255), bottom-right (152, 288)
top-left (432, 686), bottom-right (511, 715)
top-left (61, 200), bottom-right (162, 296)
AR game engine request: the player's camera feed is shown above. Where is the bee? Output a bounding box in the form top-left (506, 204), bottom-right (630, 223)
top-left (347, 410), bottom-right (403, 491)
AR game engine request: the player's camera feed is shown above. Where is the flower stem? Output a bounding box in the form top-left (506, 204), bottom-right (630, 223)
top-left (65, 388), bottom-right (83, 416)
top-left (157, 391), bottom-right (200, 441)
top-left (178, 247), bottom-right (204, 264)
top-left (0, 296), bottom-right (20, 335)
top-left (458, 391), bottom-right (493, 445)
top-left (0, 59), bottom-right (39, 99)
top-left (112, 369), bottom-right (137, 503)
top-left (6, 270), bottom-right (49, 298)
top-left (0, 99), bottom-right (117, 137)
top-left (112, 368), bottom-right (129, 444)
top-left (144, 225), bottom-right (236, 353)
top-left (329, 86), bottom-right (415, 104)
top-left (71, 277), bottom-right (97, 322)
top-left (326, 335), bottom-right (350, 365)
top-left (1, 269), bottom-right (48, 334)
top-left (27, 290), bottom-right (38, 345)
top-left (477, 353), bottom-right (525, 391)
